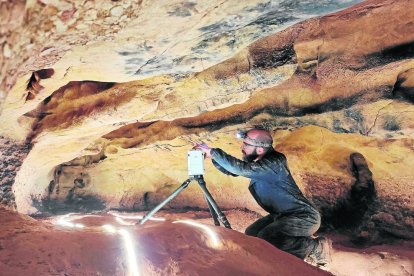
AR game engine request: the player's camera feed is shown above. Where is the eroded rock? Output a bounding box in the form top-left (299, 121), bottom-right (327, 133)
top-left (0, 136), bottom-right (31, 209)
top-left (0, 0), bottom-right (413, 244)
top-left (0, 207), bottom-right (328, 275)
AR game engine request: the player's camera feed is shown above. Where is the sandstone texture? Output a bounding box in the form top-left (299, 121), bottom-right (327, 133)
top-left (0, 136), bottom-right (30, 208)
top-left (1, 207), bottom-right (412, 276)
top-left (0, 207), bottom-right (329, 275)
top-left (0, 0), bottom-right (413, 243)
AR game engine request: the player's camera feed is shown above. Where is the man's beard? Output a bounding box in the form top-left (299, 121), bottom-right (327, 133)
top-left (242, 150), bottom-right (259, 162)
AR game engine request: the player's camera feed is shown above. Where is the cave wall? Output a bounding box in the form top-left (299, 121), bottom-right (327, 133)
top-left (0, 136), bottom-right (30, 208)
top-left (0, 0), bottom-right (413, 241)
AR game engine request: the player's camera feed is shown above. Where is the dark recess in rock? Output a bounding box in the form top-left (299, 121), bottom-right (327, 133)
top-left (250, 45), bottom-right (296, 68)
top-left (360, 41), bottom-right (414, 70)
top-left (297, 86), bottom-right (394, 118)
top-left (318, 152), bottom-right (377, 243)
top-left (392, 70), bottom-right (414, 103)
top-left (31, 196), bottom-right (106, 216)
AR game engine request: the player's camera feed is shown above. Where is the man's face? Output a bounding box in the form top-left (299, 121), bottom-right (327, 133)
top-left (241, 140), bottom-right (259, 162)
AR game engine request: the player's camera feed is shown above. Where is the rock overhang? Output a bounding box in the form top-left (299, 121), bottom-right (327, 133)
top-left (0, 0), bottom-right (413, 241)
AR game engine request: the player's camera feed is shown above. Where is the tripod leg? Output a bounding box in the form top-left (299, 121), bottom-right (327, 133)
top-left (196, 176), bottom-right (232, 229)
top-left (139, 178), bottom-right (192, 225)
top-left (205, 196), bottom-right (220, 226)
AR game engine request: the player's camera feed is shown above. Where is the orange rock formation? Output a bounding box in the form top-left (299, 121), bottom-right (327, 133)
top-left (0, 0), bottom-right (413, 245)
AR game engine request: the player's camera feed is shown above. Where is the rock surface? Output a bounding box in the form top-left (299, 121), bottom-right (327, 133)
top-left (0, 207), bottom-right (329, 275)
top-left (1, 207), bottom-right (412, 276)
top-left (0, 0), bottom-right (413, 243)
top-left (0, 136), bottom-right (30, 208)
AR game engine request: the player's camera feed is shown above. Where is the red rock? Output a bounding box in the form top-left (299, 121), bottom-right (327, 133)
top-left (0, 208), bottom-right (328, 275)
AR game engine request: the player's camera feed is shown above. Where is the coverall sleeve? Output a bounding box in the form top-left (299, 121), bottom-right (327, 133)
top-left (210, 148), bottom-right (267, 178)
top-left (212, 159), bottom-right (238, 177)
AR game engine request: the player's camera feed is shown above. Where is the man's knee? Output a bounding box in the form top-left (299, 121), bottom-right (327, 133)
top-left (244, 214), bottom-right (274, 236)
top-left (307, 210), bottom-right (321, 235)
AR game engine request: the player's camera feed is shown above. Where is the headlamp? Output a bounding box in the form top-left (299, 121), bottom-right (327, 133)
top-left (236, 129), bottom-right (247, 139)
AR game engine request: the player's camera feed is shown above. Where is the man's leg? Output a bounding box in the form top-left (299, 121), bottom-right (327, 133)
top-left (256, 211), bottom-right (321, 259)
top-left (244, 214), bottom-right (274, 237)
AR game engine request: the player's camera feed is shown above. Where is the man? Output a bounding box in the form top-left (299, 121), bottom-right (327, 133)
top-left (194, 128), bottom-right (331, 266)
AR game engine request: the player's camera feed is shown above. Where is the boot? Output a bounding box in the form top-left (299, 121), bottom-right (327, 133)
top-left (305, 236), bottom-right (332, 268)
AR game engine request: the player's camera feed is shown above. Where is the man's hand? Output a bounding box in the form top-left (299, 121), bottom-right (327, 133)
top-left (193, 143), bottom-right (212, 158)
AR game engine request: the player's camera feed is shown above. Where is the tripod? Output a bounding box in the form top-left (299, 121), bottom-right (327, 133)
top-left (139, 175), bottom-right (231, 229)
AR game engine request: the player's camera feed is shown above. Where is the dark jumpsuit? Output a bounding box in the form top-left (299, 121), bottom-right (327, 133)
top-left (211, 148), bottom-right (320, 259)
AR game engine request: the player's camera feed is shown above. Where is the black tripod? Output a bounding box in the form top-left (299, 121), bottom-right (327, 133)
top-left (139, 175), bottom-right (231, 229)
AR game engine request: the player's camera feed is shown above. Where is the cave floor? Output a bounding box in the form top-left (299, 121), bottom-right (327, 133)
top-left (44, 208), bottom-right (413, 276)
top-left (2, 207), bottom-right (412, 275)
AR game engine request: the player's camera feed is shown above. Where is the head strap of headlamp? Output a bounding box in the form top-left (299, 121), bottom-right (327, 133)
top-left (236, 129), bottom-right (272, 147)
top-left (244, 136), bottom-right (272, 148)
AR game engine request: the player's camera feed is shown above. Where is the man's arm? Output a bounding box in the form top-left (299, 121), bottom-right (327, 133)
top-left (212, 159), bottom-right (238, 177)
top-left (193, 143), bottom-right (268, 178)
top-left (210, 148), bottom-right (267, 178)
top-left (192, 143), bottom-right (237, 176)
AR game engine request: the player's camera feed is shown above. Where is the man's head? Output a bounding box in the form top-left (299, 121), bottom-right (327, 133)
top-left (239, 129), bottom-right (273, 162)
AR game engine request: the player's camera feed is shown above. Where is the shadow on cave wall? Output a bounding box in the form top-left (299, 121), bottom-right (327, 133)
top-left (318, 172), bottom-right (414, 243)
top-left (318, 152), bottom-right (378, 244)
